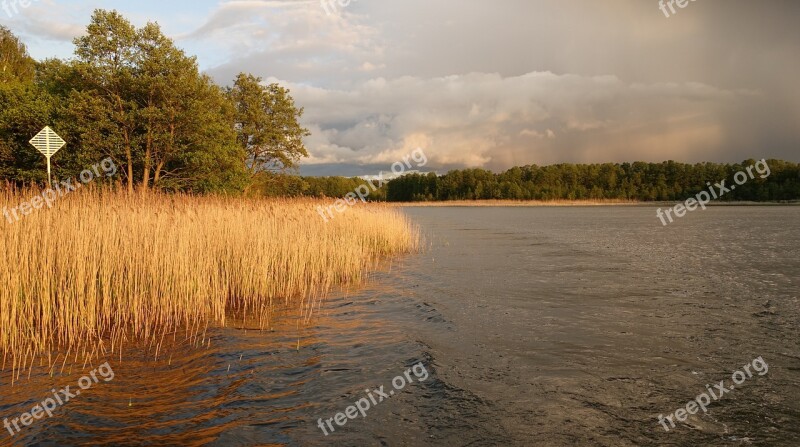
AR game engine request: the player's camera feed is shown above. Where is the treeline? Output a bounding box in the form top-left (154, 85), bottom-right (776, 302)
top-left (385, 161), bottom-right (800, 202)
top-left (0, 11), bottom-right (308, 193)
top-left (256, 160), bottom-right (800, 202)
top-left (252, 174), bottom-right (387, 201)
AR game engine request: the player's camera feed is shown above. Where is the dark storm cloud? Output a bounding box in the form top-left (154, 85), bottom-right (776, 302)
top-left (192, 0), bottom-right (799, 173)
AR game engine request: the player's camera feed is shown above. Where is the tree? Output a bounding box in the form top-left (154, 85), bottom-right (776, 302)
top-left (163, 76), bottom-right (249, 193)
top-left (0, 26), bottom-right (35, 84)
top-left (0, 81), bottom-right (57, 182)
top-left (0, 28), bottom-right (52, 183)
top-left (133, 22), bottom-right (242, 190)
top-left (0, 11), bottom-right (302, 193)
top-left (73, 9), bottom-right (139, 192)
top-left (67, 11), bottom-right (249, 193)
top-left (228, 73), bottom-right (310, 183)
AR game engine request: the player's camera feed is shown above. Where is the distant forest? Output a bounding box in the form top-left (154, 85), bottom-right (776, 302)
top-left (257, 160), bottom-right (800, 202)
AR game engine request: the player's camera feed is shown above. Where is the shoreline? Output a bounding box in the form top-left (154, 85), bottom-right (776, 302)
top-left (389, 200), bottom-right (800, 207)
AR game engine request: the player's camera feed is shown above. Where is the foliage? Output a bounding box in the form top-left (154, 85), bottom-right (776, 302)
top-left (228, 73), bottom-right (310, 180)
top-left (0, 26), bottom-right (35, 84)
top-left (386, 161), bottom-right (800, 202)
top-left (254, 160), bottom-right (800, 203)
top-left (0, 12), bottom-right (308, 193)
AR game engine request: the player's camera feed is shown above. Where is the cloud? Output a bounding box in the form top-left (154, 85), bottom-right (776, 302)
top-left (184, 0), bottom-right (385, 85)
top-left (520, 129), bottom-right (555, 139)
top-left (276, 71), bottom-right (762, 175)
top-left (2, 0), bottom-right (84, 42)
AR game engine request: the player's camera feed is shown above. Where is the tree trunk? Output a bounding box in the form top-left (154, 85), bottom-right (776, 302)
top-left (116, 94), bottom-right (135, 194)
top-left (125, 145), bottom-right (134, 193)
top-left (143, 131), bottom-right (152, 190)
top-left (153, 159), bottom-right (165, 185)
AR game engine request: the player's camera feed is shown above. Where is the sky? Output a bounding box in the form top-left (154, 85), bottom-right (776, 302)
top-left (2, 0), bottom-right (799, 176)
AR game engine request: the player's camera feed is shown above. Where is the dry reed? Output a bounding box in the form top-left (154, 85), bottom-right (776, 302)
top-left (0, 186), bottom-right (419, 380)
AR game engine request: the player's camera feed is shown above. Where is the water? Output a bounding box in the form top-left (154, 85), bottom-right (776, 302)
top-left (1, 206), bottom-right (799, 446)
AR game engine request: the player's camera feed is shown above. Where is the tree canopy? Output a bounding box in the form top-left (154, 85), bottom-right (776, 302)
top-left (248, 160), bottom-right (800, 203)
top-left (0, 26), bottom-right (35, 84)
top-left (0, 11), bottom-right (308, 193)
top-left (228, 74), bottom-right (310, 176)
top-left (384, 161), bottom-right (800, 202)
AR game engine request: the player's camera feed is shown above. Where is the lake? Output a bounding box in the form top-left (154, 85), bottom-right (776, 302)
top-left (1, 206), bottom-right (799, 446)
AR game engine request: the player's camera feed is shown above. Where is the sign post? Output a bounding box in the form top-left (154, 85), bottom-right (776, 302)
top-left (29, 126), bottom-right (66, 185)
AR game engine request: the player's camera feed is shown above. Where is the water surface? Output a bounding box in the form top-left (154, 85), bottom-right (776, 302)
top-left (1, 206), bottom-right (799, 446)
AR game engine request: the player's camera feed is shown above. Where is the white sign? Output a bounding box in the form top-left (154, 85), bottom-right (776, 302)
top-left (29, 126), bottom-right (66, 184)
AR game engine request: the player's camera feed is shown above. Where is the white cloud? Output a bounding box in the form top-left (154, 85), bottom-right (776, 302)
top-left (520, 129), bottom-right (556, 139)
top-left (270, 71), bottom-right (748, 172)
top-left (2, 0), bottom-right (84, 42)
top-left (185, 0), bottom-right (385, 84)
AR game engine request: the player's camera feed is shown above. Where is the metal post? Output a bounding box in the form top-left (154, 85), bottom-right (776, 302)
top-left (46, 135), bottom-right (51, 185)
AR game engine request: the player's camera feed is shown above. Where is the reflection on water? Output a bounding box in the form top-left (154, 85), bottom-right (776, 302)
top-left (2, 206), bottom-right (800, 446)
top-left (0, 267), bottom-right (482, 447)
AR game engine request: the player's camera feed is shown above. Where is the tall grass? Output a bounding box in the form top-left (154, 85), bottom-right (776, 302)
top-left (0, 187), bottom-right (419, 380)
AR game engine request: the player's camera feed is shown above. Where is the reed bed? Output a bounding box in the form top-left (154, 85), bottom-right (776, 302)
top-left (0, 187), bottom-right (419, 380)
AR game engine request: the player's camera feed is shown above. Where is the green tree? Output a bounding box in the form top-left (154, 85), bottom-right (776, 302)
top-left (0, 27), bottom-right (53, 182)
top-left (66, 10), bottom-right (249, 193)
top-left (228, 73), bottom-right (310, 183)
top-left (73, 9), bottom-right (139, 192)
top-left (0, 26), bottom-right (35, 84)
top-left (0, 82), bottom-right (57, 182)
top-left (167, 77), bottom-right (248, 193)
top-left (133, 22), bottom-right (246, 191)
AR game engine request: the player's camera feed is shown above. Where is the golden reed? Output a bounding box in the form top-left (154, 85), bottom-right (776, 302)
top-left (0, 186), bottom-right (419, 381)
